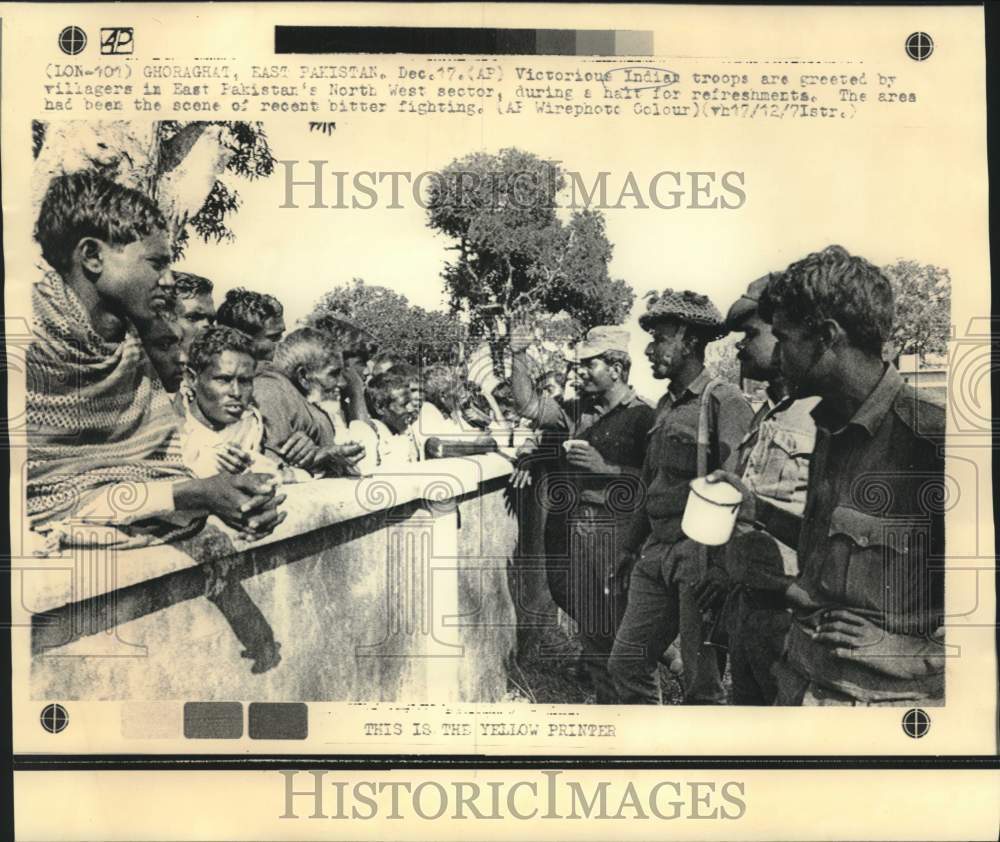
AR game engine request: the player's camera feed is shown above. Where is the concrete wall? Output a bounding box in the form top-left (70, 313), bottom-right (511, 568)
top-left (29, 456), bottom-right (519, 703)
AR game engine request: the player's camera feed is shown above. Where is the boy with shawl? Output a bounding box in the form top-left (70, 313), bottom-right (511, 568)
top-left (27, 171), bottom-right (285, 549)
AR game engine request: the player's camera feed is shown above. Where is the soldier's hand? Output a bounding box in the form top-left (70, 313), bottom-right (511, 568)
top-left (565, 441), bottom-right (612, 474)
top-left (812, 609), bottom-right (883, 655)
top-left (706, 469), bottom-right (756, 523)
top-left (507, 321), bottom-right (534, 354)
top-left (785, 581), bottom-right (821, 611)
top-left (695, 567), bottom-right (730, 611)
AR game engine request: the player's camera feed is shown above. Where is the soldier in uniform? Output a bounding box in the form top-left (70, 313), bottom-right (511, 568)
top-left (720, 275), bottom-right (817, 705)
top-left (608, 290), bottom-right (754, 705)
top-left (710, 245), bottom-right (946, 705)
top-left (511, 326), bottom-right (655, 702)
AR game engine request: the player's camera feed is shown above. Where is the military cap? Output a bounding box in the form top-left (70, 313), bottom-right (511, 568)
top-left (573, 325), bottom-right (631, 361)
top-left (639, 288), bottom-right (725, 339)
top-left (724, 274), bottom-right (772, 332)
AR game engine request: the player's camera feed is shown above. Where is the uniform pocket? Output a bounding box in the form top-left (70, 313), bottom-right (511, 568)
top-left (658, 431), bottom-right (699, 476)
top-left (823, 506), bottom-right (909, 616)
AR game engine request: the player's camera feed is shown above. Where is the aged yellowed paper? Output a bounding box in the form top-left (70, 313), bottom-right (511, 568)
top-left (3, 2), bottom-right (997, 839)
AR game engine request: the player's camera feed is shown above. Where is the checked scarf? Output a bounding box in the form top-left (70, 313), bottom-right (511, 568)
top-left (26, 272), bottom-right (200, 547)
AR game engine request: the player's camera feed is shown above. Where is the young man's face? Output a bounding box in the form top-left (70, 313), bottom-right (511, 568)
top-left (95, 230), bottom-right (174, 324)
top-left (191, 350), bottom-right (256, 428)
top-left (735, 313), bottom-right (779, 382)
top-left (177, 293), bottom-right (216, 343)
top-left (575, 356), bottom-right (617, 395)
top-left (142, 318), bottom-right (187, 393)
top-left (380, 387), bottom-right (418, 434)
top-left (769, 308), bottom-right (823, 398)
top-left (252, 315), bottom-right (286, 362)
top-left (301, 358), bottom-right (347, 404)
top-left (645, 320), bottom-right (687, 381)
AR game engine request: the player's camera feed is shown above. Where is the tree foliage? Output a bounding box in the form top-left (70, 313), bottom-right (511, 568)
top-left (158, 121), bottom-right (275, 258)
top-left (426, 148), bottom-right (634, 340)
top-left (308, 279), bottom-right (464, 365)
top-left (882, 259), bottom-right (952, 360)
top-left (704, 335), bottom-right (742, 385)
top-left (32, 119), bottom-right (275, 260)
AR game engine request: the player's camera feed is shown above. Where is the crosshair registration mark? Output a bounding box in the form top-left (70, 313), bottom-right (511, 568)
top-left (58, 26), bottom-right (87, 56)
top-left (40, 703), bottom-right (69, 734)
top-left (902, 708), bottom-right (931, 739)
top-left (905, 32), bottom-right (934, 61)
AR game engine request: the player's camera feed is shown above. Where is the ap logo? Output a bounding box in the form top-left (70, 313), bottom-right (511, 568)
top-left (100, 27), bottom-right (134, 55)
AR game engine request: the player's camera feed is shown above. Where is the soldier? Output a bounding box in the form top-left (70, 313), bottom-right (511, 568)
top-left (510, 326), bottom-right (655, 702)
top-left (608, 290), bottom-right (754, 705)
top-left (710, 245), bottom-right (946, 705)
top-left (720, 275), bottom-right (818, 705)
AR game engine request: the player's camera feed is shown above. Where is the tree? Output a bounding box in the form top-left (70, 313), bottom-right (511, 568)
top-left (308, 279), bottom-right (463, 365)
top-left (426, 148), bottom-right (634, 345)
top-left (704, 335), bottom-right (742, 385)
top-left (32, 119), bottom-right (275, 259)
top-left (881, 260), bottom-right (952, 361)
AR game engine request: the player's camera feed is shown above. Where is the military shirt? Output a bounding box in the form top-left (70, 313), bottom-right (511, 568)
top-left (527, 386), bottom-right (655, 511)
top-left (632, 369), bottom-right (754, 547)
top-left (784, 364), bottom-right (947, 700)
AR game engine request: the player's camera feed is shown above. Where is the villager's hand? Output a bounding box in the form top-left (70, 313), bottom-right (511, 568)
top-left (194, 473), bottom-right (281, 531)
top-left (705, 469), bottom-right (756, 523)
top-left (331, 441), bottom-right (365, 465)
top-left (216, 443), bottom-right (252, 475)
top-left (316, 447), bottom-right (361, 478)
top-left (565, 442), bottom-right (613, 474)
top-left (509, 467), bottom-right (533, 489)
top-left (279, 431), bottom-right (318, 468)
top-left (237, 505), bottom-right (288, 542)
top-left (694, 567), bottom-right (730, 611)
top-left (813, 609), bottom-right (884, 656)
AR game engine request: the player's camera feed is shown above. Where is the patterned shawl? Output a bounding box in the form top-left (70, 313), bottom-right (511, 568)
top-left (26, 272), bottom-right (197, 544)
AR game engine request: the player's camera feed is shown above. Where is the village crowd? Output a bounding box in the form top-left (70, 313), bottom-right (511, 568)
top-left (25, 170), bottom-right (946, 707)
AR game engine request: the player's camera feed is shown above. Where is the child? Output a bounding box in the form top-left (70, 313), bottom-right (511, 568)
top-left (138, 310), bottom-right (190, 395)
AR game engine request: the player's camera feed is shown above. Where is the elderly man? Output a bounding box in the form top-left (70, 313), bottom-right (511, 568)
top-left (710, 246), bottom-right (946, 706)
top-left (352, 369), bottom-right (421, 473)
top-left (720, 275), bottom-right (817, 705)
top-left (511, 326), bottom-right (655, 702)
top-left (253, 327), bottom-right (364, 476)
top-left (608, 290), bottom-right (754, 705)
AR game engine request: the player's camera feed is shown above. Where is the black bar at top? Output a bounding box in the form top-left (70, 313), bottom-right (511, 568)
top-left (275, 26), bottom-right (580, 55)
